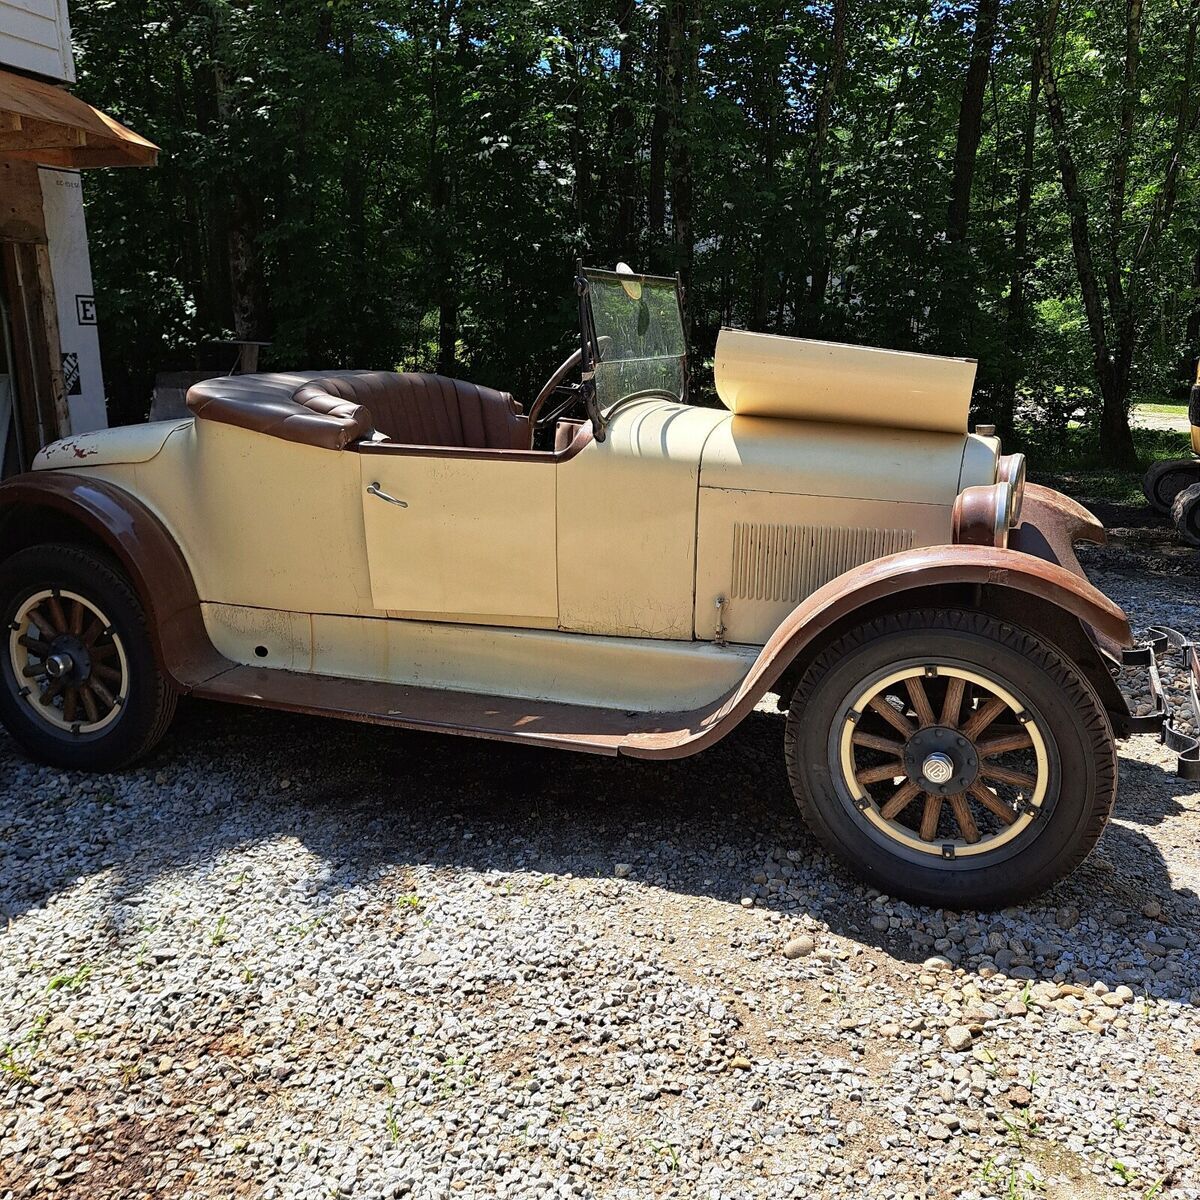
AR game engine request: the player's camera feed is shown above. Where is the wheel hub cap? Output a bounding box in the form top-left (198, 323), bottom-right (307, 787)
top-left (921, 752), bottom-right (955, 785)
top-left (44, 652), bottom-right (74, 679)
top-left (902, 724), bottom-right (980, 795)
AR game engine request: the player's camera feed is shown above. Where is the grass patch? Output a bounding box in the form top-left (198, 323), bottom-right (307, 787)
top-left (46, 964), bottom-right (93, 992)
top-left (1021, 424), bottom-right (1191, 506)
top-left (1135, 401), bottom-right (1188, 417)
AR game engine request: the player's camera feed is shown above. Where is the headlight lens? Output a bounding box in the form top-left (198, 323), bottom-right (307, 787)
top-left (997, 453), bottom-right (1026, 525)
top-left (953, 483), bottom-right (1015, 548)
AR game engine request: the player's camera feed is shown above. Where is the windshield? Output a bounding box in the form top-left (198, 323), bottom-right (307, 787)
top-left (582, 268), bottom-right (688, 411)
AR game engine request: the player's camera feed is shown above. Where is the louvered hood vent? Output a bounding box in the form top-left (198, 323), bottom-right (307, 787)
top-left (730, 523), bottom-right (915, 603)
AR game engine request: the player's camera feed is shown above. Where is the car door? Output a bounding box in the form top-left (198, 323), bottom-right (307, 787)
top-left (358, 447), bottom-right (558, 627)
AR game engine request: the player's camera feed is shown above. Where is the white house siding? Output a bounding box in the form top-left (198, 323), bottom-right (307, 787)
top-left (0, 0), bottom-right (74, 82)
top-left (38, 165), bottom-right (104, 433)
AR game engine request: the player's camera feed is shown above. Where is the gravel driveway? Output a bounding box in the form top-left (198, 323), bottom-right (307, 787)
top-left (2, 511), bottom-right (1198, 1200)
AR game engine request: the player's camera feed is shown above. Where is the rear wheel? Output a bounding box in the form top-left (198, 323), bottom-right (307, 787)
top-left (1143, 457), bottom-right (1200, 515)
top-left (784, 609), bottom-right (1116, 909)
top-left (1170, 482), bottom-right (1200, 547)
top-left (0, 544), bottom-right (176, 771)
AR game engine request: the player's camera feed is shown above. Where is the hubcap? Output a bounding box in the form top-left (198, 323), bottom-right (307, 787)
top-left (44, 652), bottom-right (74, 680)
top-left (921, 752), bottom-right (955, 786)
top-left (837, 664), bottom-right (1050, 860)
top-left (6, 590), bottom-right (128, 735)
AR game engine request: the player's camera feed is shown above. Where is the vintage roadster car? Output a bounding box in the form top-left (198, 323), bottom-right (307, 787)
top-left (0, 268), bottom-right (1153, 907)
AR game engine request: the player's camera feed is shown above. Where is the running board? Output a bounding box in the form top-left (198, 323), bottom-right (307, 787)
top-left (191, 665), bottom-right (716, 758)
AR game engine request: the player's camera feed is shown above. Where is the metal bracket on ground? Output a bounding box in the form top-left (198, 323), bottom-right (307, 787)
top-left (1122, 627), bottom-right (1200, 780)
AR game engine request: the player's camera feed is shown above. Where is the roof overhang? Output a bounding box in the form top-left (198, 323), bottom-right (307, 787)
top-left (0, 67), bottom-right (157, 168)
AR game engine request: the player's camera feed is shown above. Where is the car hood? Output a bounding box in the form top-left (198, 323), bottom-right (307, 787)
top-left (699, 415), bottom-right (998, 503)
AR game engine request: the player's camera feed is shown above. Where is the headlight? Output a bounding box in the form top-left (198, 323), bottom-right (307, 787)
top-left (953, 483), bottom-right (1015, 548)
top-left (997, 453), bottom-right (1027, 519)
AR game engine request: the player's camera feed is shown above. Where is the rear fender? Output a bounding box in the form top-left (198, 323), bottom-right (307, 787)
top-left (0, 472), bottom-right (226, 689)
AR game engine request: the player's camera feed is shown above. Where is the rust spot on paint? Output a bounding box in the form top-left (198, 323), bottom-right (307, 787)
top-left (46, 439), bottom-right (98, 460)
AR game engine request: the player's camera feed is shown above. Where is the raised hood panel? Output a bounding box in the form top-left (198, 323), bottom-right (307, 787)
top-left (34, 420), bottom-right (192, 470)
top-left (714, 328), bottom-right (976, 434)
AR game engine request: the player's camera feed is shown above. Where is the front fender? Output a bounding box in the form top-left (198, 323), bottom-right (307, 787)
top-left (621, 543), bottom-right (1131, 759)
top-left (0, 472), bottom-right (226, 689)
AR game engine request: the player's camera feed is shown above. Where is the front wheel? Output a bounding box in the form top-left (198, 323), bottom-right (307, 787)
top-left (0, 544), bottom-right (177, 771)
top-left (784, 609), bottom-right (1116, 909)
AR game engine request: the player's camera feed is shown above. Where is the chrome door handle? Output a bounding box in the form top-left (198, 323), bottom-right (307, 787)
top-left (367, 483), bottom-right (408, 508)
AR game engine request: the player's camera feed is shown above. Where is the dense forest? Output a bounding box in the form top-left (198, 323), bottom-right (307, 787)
top-left (72, 0), bottom-right (1198, 464)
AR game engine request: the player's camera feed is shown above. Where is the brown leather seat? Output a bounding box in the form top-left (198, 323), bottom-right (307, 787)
top-left (187, 370), bottom-right (530, 452)
top-left (297, 372), bottom-right (530, 451)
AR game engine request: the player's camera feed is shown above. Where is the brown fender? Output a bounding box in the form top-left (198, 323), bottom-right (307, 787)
top-left (0, 472), bottom-right (228, 689)
top-left (620, 543), bottom-right (1132, 759)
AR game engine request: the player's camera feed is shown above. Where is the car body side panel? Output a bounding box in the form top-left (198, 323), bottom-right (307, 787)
top-left (0, 468), bottom-right (1135, 758)
top-left (556, 398), bottom-right (729, 638)
top-left (89, 420), bottom-right (379, 617)
top-left (358, 452), bottom-right (558, 626)
top-left (205, 602), bottom-right (758, 712)
top-left (695, 489), bottom-right (951, 643)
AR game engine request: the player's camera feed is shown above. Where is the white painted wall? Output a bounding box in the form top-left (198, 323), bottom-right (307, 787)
top-left (0, 0), bottom-right (75, 83)
top-left (39, 166), bottom-right (106, 433)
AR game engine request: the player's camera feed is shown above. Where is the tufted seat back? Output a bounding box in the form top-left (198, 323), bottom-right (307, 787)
top-left (187, 370), bottom-right (530, 452)
top-left (297, 372), bottom-right (530, 451)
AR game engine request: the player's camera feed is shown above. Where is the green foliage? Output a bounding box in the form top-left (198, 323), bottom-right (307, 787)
top-left (70, 0), bottom-right (1198, 455)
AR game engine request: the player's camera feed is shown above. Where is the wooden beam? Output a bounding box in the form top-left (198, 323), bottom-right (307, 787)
top-left (32, 243), bottom-right (71, 440)
top-left (0, 161), bottom-right (47, 243)
top-left (0, 119), bottom-right (88, 152)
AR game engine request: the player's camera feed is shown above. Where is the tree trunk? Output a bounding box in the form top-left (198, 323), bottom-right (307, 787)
top-left (430, 1), bottom-right (458, 376)
top-left (209, 8), bottom-right (265, 343)
top-left (994, 49), bottom-right (1041, 440)
top-left (1038, 1), bottom-right (1137, 465)
top-left (1105, 0), bottom-right (1142, 316)
top-left (801, 0), bottom-right (849, 331)
top-left (667, 0), bottom-right (698, 295)
top-left (564, 34), bottom-right (591, 245)
top-left (945, 0), bottom-right (1001, 246)
top-left (842, 4), bottom-right (926, 308)
top-left (648, 10), bottom-right (669, 253)
top-left (1186, 245), bottom-right (1200, 391)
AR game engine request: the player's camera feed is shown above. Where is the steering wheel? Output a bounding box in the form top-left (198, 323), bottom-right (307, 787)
top-left (527, 337), bottom-right (612, 437)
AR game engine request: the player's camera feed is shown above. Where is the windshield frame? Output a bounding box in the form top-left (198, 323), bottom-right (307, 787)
top-left (576, 265), bottom-right (690, 435)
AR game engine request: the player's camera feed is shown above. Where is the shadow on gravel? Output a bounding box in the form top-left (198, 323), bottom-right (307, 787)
top-left (2, 694), bottom-right (1196, 1004)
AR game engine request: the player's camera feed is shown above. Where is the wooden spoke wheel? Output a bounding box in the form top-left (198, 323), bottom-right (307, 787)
top-left (8, 589), bottom-right (129, 735)
top-left (0, 544), bottom-right (176, 771)
top-left (784, 609), bottom-right (1116, 909)
top-left (838, 665), bottom-right (1049, 860)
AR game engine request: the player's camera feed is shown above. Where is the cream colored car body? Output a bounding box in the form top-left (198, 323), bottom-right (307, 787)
top-left (30, 331), bottom-right (998, 716)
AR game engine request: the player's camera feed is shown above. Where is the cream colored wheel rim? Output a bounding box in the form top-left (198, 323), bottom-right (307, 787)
top-left (837, 665), bottom-right (1050, 860)
top-left (8, 589), bottom-right (129, 735)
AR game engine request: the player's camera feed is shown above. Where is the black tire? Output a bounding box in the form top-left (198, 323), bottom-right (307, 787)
top-left (0, 544), bottom-right (176, 771)
top-left (1170, 482), bottom-right (1200, 547)
top-left (1143, 457), bottom-right (1200, 515)
top-left (784, 609), bottom-right (1116, 909)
